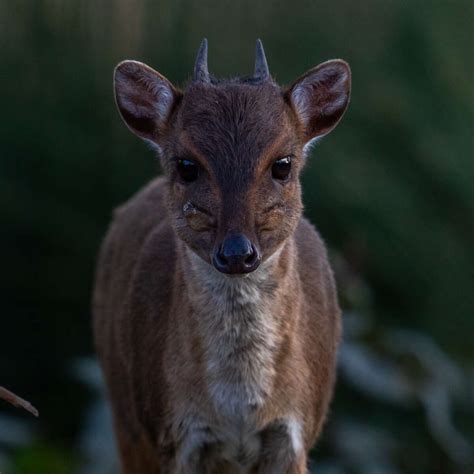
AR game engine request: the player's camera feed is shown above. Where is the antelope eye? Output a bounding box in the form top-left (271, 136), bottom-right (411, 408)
top-left (177, 159), bottom-right (199, 183)
top-left (271, 156), bottom-right (292, 181)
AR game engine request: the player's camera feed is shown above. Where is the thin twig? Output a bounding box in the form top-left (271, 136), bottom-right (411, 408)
top-left (0, 386), bottom-right (39, 417)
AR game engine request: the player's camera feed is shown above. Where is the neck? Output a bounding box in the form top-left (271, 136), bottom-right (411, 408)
top-left (178, 239), bottom-right (298, 419)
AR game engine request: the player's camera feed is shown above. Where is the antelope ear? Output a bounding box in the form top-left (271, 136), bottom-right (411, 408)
top-left (287, 60), bottom-right (351, 143)
top-left (114, 60), bottom-right (180, 142)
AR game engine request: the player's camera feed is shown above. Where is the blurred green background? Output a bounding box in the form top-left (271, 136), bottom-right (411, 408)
top-left (0, 1), bottom-right (473, 473)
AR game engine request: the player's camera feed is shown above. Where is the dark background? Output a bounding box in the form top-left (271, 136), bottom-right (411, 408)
top-left (0, 1), bottom-right (473, 473)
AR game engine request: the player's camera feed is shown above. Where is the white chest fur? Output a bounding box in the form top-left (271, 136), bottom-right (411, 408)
top-left (182, 252), bottom-right (282, 467)
top-left (189, 251), bottom-right (280, 419)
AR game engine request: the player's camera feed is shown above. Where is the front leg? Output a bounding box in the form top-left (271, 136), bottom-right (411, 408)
top-left (175, 419), bottom-right (237, 474)
top-left (255, 420), bottom-right (307, 474)
top-left (177, 448), bottom-right (236, 474)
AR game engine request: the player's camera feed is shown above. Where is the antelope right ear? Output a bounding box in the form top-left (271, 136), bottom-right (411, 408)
top-left (114, 60), bottom-right (180, 143)
top-left (286, 60), bottom-right (351, 144)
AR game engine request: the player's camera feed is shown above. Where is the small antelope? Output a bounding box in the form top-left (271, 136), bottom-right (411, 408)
top-left (93, 39), bottom-right (350, 473)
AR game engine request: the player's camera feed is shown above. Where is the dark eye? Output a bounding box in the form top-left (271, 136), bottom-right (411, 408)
top-left (271, 156), bottom-right (292, 181)
top-left (177, 159), bottom-right (199, 183)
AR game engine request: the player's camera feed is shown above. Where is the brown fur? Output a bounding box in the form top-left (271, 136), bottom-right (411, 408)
top-left (93, 46), bottom-right (350, 473)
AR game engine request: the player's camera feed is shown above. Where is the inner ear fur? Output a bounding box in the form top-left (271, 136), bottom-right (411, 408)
top-left (114, 60), bottom-right (181, 142)
top-left (286, 59), bottom-right (351, 142)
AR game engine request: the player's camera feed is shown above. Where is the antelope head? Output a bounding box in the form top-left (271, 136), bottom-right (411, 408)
top-left (114, 39), bottom-right (351, 275)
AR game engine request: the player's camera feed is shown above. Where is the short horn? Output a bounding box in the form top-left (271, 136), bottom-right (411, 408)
top-left (193, 38), bottom-right (210, 82)
top-left (254, 39), bottom-right (270, 81)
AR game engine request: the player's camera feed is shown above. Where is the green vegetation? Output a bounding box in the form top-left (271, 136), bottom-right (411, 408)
top-left (12, 443), bottom-right (76, 474)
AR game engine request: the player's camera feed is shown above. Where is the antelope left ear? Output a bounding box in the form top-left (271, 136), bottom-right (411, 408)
top-left (286, 60), bottom-right (351, 143)
top-left (114, 60), bottom-right (180, 143)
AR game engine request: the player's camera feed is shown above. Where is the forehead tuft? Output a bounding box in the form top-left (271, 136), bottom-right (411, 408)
top-left (177, 81), bottom-right (288, 171)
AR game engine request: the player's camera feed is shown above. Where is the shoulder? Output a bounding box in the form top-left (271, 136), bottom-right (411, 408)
top-left (293, 216), bottom-right (337, 303)
top-left (95, 176), bottom-right (174, 296)
top-left (294, 217), bottom-right (328, 265)
top-left (113, 175), bottom-right (168, 223)
top-left (104, 176), bottom-right (171, 247)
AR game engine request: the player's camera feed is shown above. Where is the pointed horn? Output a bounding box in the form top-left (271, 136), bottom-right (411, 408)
top-left (193, 38), bottom-right (210, 82)
top-left (254, 39), bottom-right (270, 81)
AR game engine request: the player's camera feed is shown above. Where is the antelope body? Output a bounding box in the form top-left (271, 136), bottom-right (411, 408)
top-left (93, 40), bottom-right (351, 473)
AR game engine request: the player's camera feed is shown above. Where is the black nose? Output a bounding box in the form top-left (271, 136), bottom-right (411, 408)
top-left (213, 234), bottom-right (261, 274)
